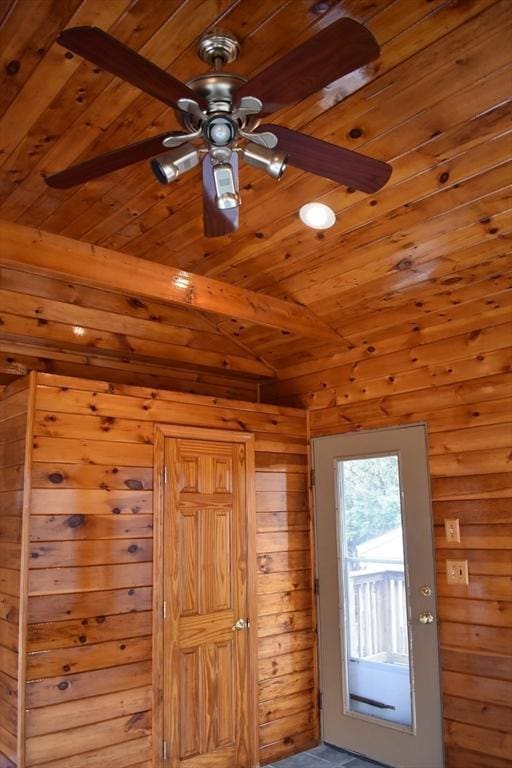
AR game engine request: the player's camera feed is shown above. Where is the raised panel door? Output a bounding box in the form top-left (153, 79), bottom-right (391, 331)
top-left (163, 435), bottom-right (255, 767)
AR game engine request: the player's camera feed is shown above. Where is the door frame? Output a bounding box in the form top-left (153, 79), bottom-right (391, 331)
top-left (152, 424), bottom-right (259, 767)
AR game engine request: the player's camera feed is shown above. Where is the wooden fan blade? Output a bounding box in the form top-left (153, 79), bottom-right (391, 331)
top-left (202, 154), bottom-right (239, 238)
top-left (260, 124), bottom-right (391, 193)
top-left (237, 18), bottom-right (379, 115)
top-left (45, 132), bottom-right (178, 188)
top-left (57, 26), bottom-right (207, 111)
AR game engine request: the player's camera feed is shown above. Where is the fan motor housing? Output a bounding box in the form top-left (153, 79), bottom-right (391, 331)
top-left (187, 72), bottom-right (247, 110)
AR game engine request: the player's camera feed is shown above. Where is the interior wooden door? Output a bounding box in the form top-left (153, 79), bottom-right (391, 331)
top-left (156, 426), bottom-right (257, 768)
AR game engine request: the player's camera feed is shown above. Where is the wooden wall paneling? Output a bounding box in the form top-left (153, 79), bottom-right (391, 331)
top-left (256, 414), bottom-right (317, 763)
top-left (0, 2), bottom-right (510, 764)
top-left (0, 341), bottom-right (260, 402)
top-left (152, 425), bottom-right (165, 767)
top-left (15, 373), bottom-right (35, 768)
top-left (0, 379), bottom-right (23, 766)
top-left (0, 266), bottom-right (273, 384)
top-left (17, 372), bottom-right (314, 767)
top-left (0, 278), bottom-right (276, 381)
top-left (263, 313), bottom-right (512, 768)
top-left (0, 372), bottom-right (35, 767)
top-left (24, 377), bottom-right (155, 766)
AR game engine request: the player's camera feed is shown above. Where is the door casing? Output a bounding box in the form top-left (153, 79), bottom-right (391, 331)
top-left (152, 424), bottom-right (259, 767)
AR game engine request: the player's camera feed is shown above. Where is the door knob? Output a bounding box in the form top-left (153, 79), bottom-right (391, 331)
top-left (232, 618), bottom-right (250, 631)
top-left (419, 611), bottom-right (435, 624)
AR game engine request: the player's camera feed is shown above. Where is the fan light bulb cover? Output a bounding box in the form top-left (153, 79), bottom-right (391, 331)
top-left (205, 116), bottom-right (236, 147)
top-left (299, 202), bottom-right (336, 229)
top-left (210, 122), bottom-right (232, 144)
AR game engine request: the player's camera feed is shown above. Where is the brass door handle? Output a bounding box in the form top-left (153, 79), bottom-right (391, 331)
top-left (232, 618), bottom-right (250, 631)
top-left (419, 611), bottom-right (434, 624)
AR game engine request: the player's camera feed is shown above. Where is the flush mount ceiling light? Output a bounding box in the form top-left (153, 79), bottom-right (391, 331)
top-left (299, 202), bottom-right (336, 230)
top-left (45, 20), bottom-right (392, 238)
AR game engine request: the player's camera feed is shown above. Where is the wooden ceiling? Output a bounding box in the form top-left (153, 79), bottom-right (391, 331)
top-left (0, 0), bottom-right (510, 393)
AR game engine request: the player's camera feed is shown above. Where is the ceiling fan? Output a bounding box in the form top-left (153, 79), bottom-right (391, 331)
top-left (45, 18), bottom-right (392, 237)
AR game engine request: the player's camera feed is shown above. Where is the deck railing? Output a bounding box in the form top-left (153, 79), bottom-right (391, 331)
top-left (347, 567), bottom-right (408, 660)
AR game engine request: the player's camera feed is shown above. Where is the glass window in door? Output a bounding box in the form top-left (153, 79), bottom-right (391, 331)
top-left (337, 455), bottom-right (413, 729)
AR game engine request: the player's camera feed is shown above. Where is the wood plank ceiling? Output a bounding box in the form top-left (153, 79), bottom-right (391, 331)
top-left (0, 0), bottom-right (510, 391)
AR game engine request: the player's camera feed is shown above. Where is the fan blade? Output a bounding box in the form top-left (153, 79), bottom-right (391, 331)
top-left (45, 132), bottom-right (181, 188)
top-left (237, 18), bottom-right (379, 115)
top-left (57, 26), bottom-right (206, 112)
top-left (259, 124), bottom-right (391, 193)
top-left (202, 154), bottom-right (239, 238)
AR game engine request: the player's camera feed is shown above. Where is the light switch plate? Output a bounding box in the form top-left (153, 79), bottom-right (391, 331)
top-left (446, 559), bottom-right (469, 585)
top-left (444, 518), bottom-right (461, 543)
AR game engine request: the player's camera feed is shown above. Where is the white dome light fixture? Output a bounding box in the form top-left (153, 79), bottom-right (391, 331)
top-left (299, 202), bottom-right (336, 230)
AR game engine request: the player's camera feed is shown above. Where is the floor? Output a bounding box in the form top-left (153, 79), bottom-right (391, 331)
top-left (268, 743), bottom-right (388, 768)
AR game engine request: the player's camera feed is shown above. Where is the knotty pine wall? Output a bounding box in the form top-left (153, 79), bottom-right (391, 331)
top-left (262, 322), bottom-right (511, 768)
top-left (0, 376), bottom-right (32, 768)
top-left (1, 372), bottom-right (316, 768)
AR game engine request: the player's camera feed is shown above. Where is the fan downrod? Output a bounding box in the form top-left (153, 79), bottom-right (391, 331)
top-left (198, 30), bottom-right (240, 68)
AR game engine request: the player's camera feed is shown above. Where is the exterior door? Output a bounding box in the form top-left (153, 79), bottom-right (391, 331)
top-left (156, 426), bottom-right (258, 768)
top-left (312, 425), bottom-right (443, 768)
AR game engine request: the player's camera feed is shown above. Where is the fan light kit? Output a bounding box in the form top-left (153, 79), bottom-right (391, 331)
top-left (299, 202), bottom-right (336, 230)
top-left (45, 19), bottom-right (392, 237)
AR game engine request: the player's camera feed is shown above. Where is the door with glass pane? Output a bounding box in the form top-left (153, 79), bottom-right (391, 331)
top-left (312, 425), bottom-right (443, 768)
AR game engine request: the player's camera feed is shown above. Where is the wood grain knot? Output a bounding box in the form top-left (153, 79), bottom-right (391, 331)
top-left (67, 514), bottom-right (85, 528)
top-left (128, 297), bottom-right (147, 309)
top-left (125, 479), bottom-right (144, 490)
top-left (310, 1), bottom-right (331, 15)
top-left (6, 60), bottom-right (20, 75)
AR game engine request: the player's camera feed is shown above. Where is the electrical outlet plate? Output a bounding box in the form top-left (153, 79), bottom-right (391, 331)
top-left (444, 518), bottom-right (461, 543)
top-left (446, 559), bottom-right (469, 585)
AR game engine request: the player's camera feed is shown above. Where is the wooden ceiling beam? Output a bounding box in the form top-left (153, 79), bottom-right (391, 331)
top-left (0, 221), bottom-right (339, 342)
